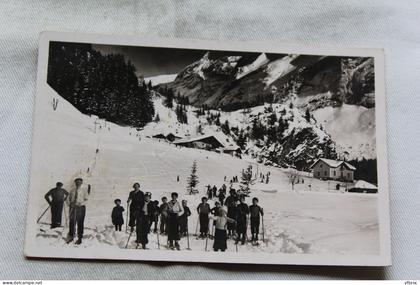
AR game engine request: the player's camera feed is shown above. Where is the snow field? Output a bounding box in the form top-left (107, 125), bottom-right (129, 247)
top-left (33, 86), bottom-right (379, 255)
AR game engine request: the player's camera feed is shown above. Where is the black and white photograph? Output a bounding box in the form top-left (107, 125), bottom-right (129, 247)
top-left (24, 32), bottom-right (390, 266)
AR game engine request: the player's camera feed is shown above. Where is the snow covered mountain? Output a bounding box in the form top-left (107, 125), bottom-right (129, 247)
top-left (154, 52), bottom-right (376, 164)
top-left (145, 74), bottom-right (177, 85)
top-left (161, 52), bottom-right (375, 111)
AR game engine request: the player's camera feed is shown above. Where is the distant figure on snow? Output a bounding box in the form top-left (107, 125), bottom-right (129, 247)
top-left (44, 182), bottom-right (69, 229)
top-left (111, 199), bottom-right (124, 231)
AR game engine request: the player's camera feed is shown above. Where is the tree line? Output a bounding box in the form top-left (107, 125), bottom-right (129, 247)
top-left (47, 41), bottom-right (155, 128)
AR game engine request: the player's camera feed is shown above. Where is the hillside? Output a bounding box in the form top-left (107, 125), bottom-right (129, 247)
top-left (32, 86), bottom-right (380, 256)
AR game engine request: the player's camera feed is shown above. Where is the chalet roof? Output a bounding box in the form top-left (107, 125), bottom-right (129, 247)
top-left (173, 132), bottom-right (239, 149)
top-left (310, 158), bottom-right (356, 171)
top-left (152, 132), bottom-right (182, 138)
top-left (350, 180), bottom-right (378, 190)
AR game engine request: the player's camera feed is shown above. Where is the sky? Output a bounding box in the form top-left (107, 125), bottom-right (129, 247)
top-left (92, 44), bottom-right (265, 78)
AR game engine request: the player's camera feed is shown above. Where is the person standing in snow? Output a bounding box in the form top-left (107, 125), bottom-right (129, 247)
top-left (211, 201), bottom-right (221, 216)
top-left (212, 185), bottom-right (217, 198)
top-left (66, 178), bottom-right (90, 245)
top-left (225, 189), bottom-right (238, 239)
top-left (159, 196), bottom-right (169, 234)
top-left (137, 192), bottom-right (154, 249)
top-left (127, 182), bottom-right (145, 233)
top-left (206, 184), bottom-right (212, 199)
top-left (150, 200), bottom-right (160, 233)
top-left (179, 200), bottom-right (191, 236)
top-left (44, 182), bottom-right (69, 228)
top-left (197, 197), bottom-right (211, 238)
top-left (167, 192), bottom-right (184, 250)
top-left (249, 197), bottom-right (264, 243)
top-left (111, 199), bottom-right (124, 231)
top-left (218, 190), bottom-right (226, 206)
top-left (210, 206), bottom-right (236, 252)
top-left (235, 195), bottom-right (249, 245)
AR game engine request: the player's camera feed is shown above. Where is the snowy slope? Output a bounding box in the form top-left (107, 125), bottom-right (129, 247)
top-left (145, 74), bottom-right (177, 85)
top-left (236, 53), bottom-right (269, 79)
top-left (313, 104), bottom-right (376, 159)
top-left (263, 54), bottom-right (299, 86)
top-left (33, 87), bottom-right (379, 256)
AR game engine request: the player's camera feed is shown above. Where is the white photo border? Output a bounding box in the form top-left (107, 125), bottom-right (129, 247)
top-left (24, 31), bottom-right (391, 266)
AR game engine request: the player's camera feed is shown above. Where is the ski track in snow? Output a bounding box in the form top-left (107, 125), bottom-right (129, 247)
top-left (33, 86), bottom-right (380, 256)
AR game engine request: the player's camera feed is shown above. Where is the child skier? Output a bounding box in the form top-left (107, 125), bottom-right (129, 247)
top-left (159, 196), bottom-right (169, 235)
top-left (249, 197), bottom-right (264, 244)
top-left (218, 190), bottom-right (226, 206)
top-left (150, 200), bottom-right (160, 233)
top-left (167, 192), bottom-right (184, 250)
top-left (211, 201), bottom-right (221, 216)
top-left (137, 192), bottom-right (154, 249)
top-left (111, 199), bottom-right (125, 231)
top-left (235, 195), bottom-right (249, 245)
top-left (210, 206), bottom-right (236, 252)
top-left (179, 200), bottom-right (191, 236)
top-left (225, 189), bottom-right (238, 239)
top-left (197, 197), bottom-right (211, 238)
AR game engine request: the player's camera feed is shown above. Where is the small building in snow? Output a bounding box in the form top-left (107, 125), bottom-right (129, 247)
top-left (173, 133), bottom-right (240, 155)
top-left (152, 132), bottom-right (182, 142)
top-left (348, 180), bottom-right (378, 193)
top-left (310, 158), bottom-right (356, 182)
top-left (173, 134), bottom-right (225, 150)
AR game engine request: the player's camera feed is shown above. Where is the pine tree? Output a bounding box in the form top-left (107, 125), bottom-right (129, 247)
top-left (221, 120), bottom-right (230, 134)
top-left (305, 108), bottom-right (311, 123)
top-left (154, 113), bottom-right (160, 122)
top-left (187, 160), bottom-right (199, 194)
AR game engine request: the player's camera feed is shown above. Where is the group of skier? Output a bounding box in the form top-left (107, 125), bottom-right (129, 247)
top-left (42, 178), bottom-right (264, 251)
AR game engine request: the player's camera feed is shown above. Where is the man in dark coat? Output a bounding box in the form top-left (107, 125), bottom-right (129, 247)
top-left (150, 200), bottom-right (160, 233)
top-left (111, 199), bottom-right (124, 231)
top-left (127, 182), bottom-right (145, 233)
top-left (235, 195), bottom-right (249, 245)
top-left (225, 189), bottom-right (238, 238)
top-left (197, 197), bottom-right (211, 238)
top-left (179, 200), bottom-right (191, 236)
top-left (159, 196), bottom-right (169, 234)
top-left (136, 192), bottom-right (154, 249)
top-left (44, 182), bottom-right (69, 228)
top-left (249, 197), bottom-right (264, 242)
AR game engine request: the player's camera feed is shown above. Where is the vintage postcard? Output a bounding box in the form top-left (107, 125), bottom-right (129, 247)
top-left (25, 31), bottom-right (391, 266)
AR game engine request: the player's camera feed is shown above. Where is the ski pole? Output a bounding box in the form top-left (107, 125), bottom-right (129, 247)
top-left (125, 230), bottom-right (133, 249)
top-left (262, 213), bottom-right (265, 243)
top-left (186, 225), bottom-right (191, 250)
top-left (204, 218), bottom-right (210, 251)
top-left (157, 219), bottom-right (161, 249)
top-left (125, 201), bottom-right (130, 233)
top-left (36, 205), bottom-right (51, 223)
top-left (63, 203), bottom-right (68, 227)
top-left (235, 222), bottom-right (238, 252)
